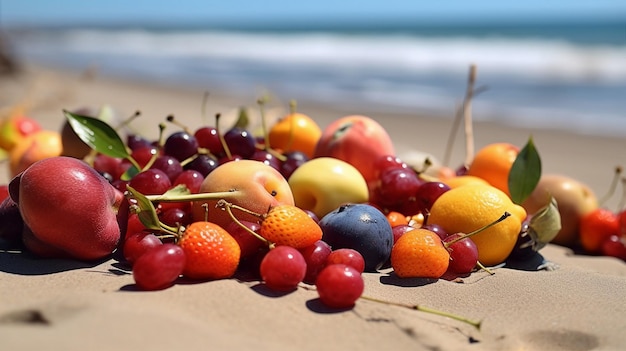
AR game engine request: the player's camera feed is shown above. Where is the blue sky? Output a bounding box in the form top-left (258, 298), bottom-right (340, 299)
top-left (2, 0), bottom-right (626, 27)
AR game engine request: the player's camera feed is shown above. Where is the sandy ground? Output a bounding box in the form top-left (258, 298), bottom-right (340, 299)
top-left (1, 65), bottom-right (626, 351)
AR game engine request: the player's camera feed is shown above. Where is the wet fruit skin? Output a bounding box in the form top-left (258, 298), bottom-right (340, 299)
top-left (13, 156), bottom-right (127, 261)
top-left (319, 203), bottom-right (394, 272)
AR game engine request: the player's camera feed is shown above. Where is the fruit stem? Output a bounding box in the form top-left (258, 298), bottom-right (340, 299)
top-left (145, 190), bottom-right (242, 203)
top-left (360, 295), bottom-right (481, 330)
top-left (475, 261), bottom-right (495, 275)
top-left (257, 97), bottom-right (271, 151)
top-left (598, 166), bottom-right (622, 208)
top-left (216, 199), bottom-right (265, 219)
top-left (218, 199), bottom-right (273, 248)
top-left (444, 212), bottom-right (511, 247)
top-left (166, 114), bottom-right (191, 134)
top-left (215, 113), bottom-right (233, 160)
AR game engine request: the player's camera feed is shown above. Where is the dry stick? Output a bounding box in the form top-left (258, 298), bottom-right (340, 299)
top-left (463, 64), bottom-right (477, 168)
top-left (598, 166), bottom-right (623, 207)
top-left (442, 65), bottom-right (486, 167)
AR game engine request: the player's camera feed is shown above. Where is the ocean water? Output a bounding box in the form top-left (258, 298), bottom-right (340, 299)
top-left (5, 19), bottom-right (626, 137)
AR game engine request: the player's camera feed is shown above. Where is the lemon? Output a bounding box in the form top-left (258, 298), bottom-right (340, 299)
top-left (428, 183), bottom-right (527, 266)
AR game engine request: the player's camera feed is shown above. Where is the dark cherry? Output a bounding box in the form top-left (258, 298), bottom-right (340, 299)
top-left (163, 131), bottom-right (199, 162)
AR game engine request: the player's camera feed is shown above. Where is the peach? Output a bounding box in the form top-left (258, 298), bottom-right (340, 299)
top-left (13, 156), bottom-right (127, 260)
top-left (9, 130), bottom-right (63, 177)
top-left (0, 114), bottom-right (42, 151)
top-left (313, 115), bottom-right (395, 184)
top-left (522, 174), bottom-right (598, 247)
top-left (190, 160), bottom-right (294, 229)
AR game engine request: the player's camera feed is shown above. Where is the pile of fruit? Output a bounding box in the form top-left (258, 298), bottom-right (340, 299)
top-left (1, 99), bottom-right (626, 315)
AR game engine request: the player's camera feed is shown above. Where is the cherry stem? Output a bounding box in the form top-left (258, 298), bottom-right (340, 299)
top-left (215, 113), bottom-right (233, 160)
top-left (475, 261), bottom-right (495, 275)
top-left (218, 200), bottom-right (273, 248)
top-left (444, 211), bottom-right (511, 248)
top-left (166, 114), bottom-right (191, 134)
top-left (360, 295), bottom-right (482, 329)
top-left (216, 199), bottom-right (265, 219)
top-left (145, 190), bottom-right (241, 203)
top-left (257, 97), bottom-right (271, 151)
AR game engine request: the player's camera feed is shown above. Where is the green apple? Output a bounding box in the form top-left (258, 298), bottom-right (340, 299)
top-left (288, 157), bottom-right (369, 219)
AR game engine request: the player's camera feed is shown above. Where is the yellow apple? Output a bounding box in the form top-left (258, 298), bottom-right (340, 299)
top-left (288, 157), bottom-right (369, 219)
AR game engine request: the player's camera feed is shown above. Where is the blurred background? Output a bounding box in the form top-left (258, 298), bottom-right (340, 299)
top-left (1, 0), bottom-right (625, 136)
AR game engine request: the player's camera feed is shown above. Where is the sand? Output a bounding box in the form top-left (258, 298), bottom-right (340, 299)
top-left (1, 65), bottom-right (626, 351)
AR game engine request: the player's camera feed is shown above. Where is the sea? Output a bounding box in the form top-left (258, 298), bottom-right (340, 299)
top-left (3, 19), bottom-right (626, 137)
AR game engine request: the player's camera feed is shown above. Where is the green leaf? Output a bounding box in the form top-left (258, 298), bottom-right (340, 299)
top-left (126, 186), bottom-right (161, 231)
top-left (64, 110), bottom-right (130, 159)
top-left (526, 196), bottom-right (562, 251)
top-left (508, 136), bottom-right (541, 205)
top-left (162, 184), bottom-right (192, 197)
top-left (232, 107), bottom-right (250, 129)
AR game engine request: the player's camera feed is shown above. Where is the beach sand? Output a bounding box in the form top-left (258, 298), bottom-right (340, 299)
top-left (1, 65), bottom-right (626, 351)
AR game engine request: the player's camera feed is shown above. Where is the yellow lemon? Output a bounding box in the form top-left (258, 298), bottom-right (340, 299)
top-left (428, 183), bottom-right (527, 266)
top-left (442, 175), bottom-right (489, 189)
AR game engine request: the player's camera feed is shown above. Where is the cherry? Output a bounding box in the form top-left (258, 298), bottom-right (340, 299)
top-left (421, 223), bottom-right (448, 240)
top-left (372, 167), bottom-right (423, 209)
top-left (225, 220), bottom-right (264, 259)
top-left (159, 207), bottom-right (192, 228)
top-left (251, 149), bottom-right (282, 171)
top-left (259, 246), bottom-right (307, 292)
top-left (93, 154), bottom-right (122, 180)
top-left (326, 248), bottom-right (366, 273)
top-left (391, 224), bottom-right (416, 245)
top-left (125, 212), bottom-right (148, 239)
top-left (123, 232), bottom-right (163, 265)
top-left (127, 134), bottom-right (153, 151)
top-left (299, 240), bottom-right (332, 284)
top-left (443, 233), bottom-right (479, 275)
top-left (184, 154), bottom-right (219, 177)
top-left (315, 264), bottom-right (364, 309)
top-left (130, 145), bottom-right (159, 169)
top-left (128, 168), bottom-right (172, 195)
top-left (163, 131), bottom-right (199, 162)
top-left (132, 244), bottom-right (186, 291)
top-left (224, 127), bottom-right (256, 159)
top-left (150, 155), bottom-right (183, 183)
top-left (281, 151), bottom-right (309, 179)
top-left (601, 235), bottom-right (626, 261)
top-left (414, 181), bottom-right (450, 215)
top-left (173, 170), bottom-right (204, 193)
top-left (372, 155), bottom-right (409, 181)
top-left (194, 126), bottom-right (224, 156)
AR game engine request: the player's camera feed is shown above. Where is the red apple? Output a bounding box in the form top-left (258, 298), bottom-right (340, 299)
top-left (313, 115), bottom-right (395, 184)
top-left (190, 160), bottom-right (295, 229)
top-left (12, 156), bottom-right (127, 260)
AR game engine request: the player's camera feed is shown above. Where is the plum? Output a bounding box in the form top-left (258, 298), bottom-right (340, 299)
top-left (319, 203), bottom-right (393, 272)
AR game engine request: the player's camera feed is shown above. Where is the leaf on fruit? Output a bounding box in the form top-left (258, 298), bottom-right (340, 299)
top-left (65, 110), bottom-right (130, 159)
top-left (232, 107), bottom-right (250, 129)
top-left (526, 196), bottom-right (561, 251)
top-left (509, 136), bottom-right (541, 205)
top-left (120, 165), bottom-right (140, 181)
top-left (162, 184), bottom-right (192, 197)
top-left (126, 186), bottom-right (162, 231)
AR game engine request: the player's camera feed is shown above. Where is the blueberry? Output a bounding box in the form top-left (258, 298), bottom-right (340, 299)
top-left (319, 203), bottom-right (393, 272)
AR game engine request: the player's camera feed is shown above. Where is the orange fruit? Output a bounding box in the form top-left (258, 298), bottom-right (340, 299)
top-left (428, 183), bottom-right (527, 266)
top-left (177, 221), bottom-right (241, 280)
top-left (386, 211), bottom-right (409, 227)
top-left (9, 130), bottom-right (63, 176)
top-left (580, 208), bottom-right (619, 253)
top-left (268, 112), bottom-right (322, 158)
top-left (467, 142), bottom-right (519, 196)
top-left (391, 228), bottom-right (450, 278)
top-left (442, 175), bottom-right (489, 189)
top-left (261, 204), bottom-right (322, 249)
